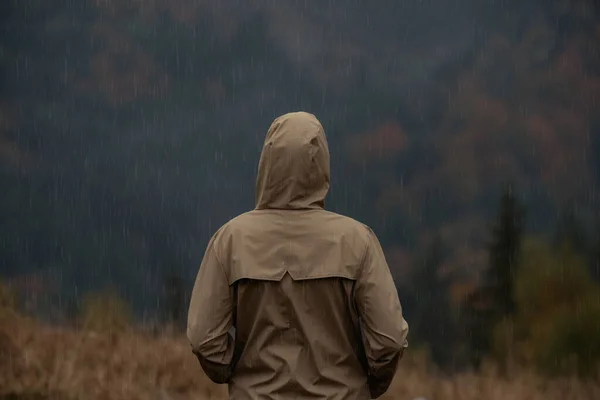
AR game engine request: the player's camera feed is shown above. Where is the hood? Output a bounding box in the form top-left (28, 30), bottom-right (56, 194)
top-left (255, 112), bottom-right (330, 210)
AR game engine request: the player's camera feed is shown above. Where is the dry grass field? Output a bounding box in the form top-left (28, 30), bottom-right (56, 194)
top-left (1, 307), bottom-right (599, 400)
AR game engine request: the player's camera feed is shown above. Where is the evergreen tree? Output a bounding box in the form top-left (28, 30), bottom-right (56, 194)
top-left (411, 236), bottom-right (457, 369)
top-left (465, 184), bottom-right (525, 368)
top-left (486, 185), bottom-right (525, 317)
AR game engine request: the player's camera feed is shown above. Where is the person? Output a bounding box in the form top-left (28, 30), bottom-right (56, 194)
top-left (187, 111), bottom-right (409, 399)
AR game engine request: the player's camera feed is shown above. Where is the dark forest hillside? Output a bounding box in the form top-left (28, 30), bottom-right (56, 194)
top-left (1, 0), bottom-right (599, 362)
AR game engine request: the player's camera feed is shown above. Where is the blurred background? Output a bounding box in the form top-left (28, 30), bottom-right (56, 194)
top-left (1, 0), bottom-right (600, 376)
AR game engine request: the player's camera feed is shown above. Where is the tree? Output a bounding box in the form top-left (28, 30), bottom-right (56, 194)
top-left (465, 184), bottom-right (525, 369)
top-left (486, 184), bottom-right (526, 317)
top-left (410, 236), bottom-right (458, 369)
top-left (513, 238), bottom-right (600, 377)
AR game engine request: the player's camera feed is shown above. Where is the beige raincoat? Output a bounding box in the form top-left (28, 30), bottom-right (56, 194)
top-left (187, 112), bottom-right (409, 399)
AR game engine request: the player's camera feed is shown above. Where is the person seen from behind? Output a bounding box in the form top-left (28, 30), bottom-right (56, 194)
top-left (187, 111), bottom-right (409, 399)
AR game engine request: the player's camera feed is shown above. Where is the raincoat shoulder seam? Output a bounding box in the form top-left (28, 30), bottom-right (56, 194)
top-left (357, 225), bottom-right (372, 279)
top-left (209, 232), bottom-right (228, 281)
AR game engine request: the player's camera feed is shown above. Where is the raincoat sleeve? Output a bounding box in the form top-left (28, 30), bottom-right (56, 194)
top-left (355, 228), bottom-right (409, 399)
top-left (187, 236), bottom-right (236, 384)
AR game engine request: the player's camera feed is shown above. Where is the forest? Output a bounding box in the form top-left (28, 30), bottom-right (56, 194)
top-left (1, 0), bottom-right (600, 398)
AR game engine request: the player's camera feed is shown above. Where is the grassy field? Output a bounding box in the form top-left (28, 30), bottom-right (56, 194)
top-left (1, 308), bottom-right (599, 400)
